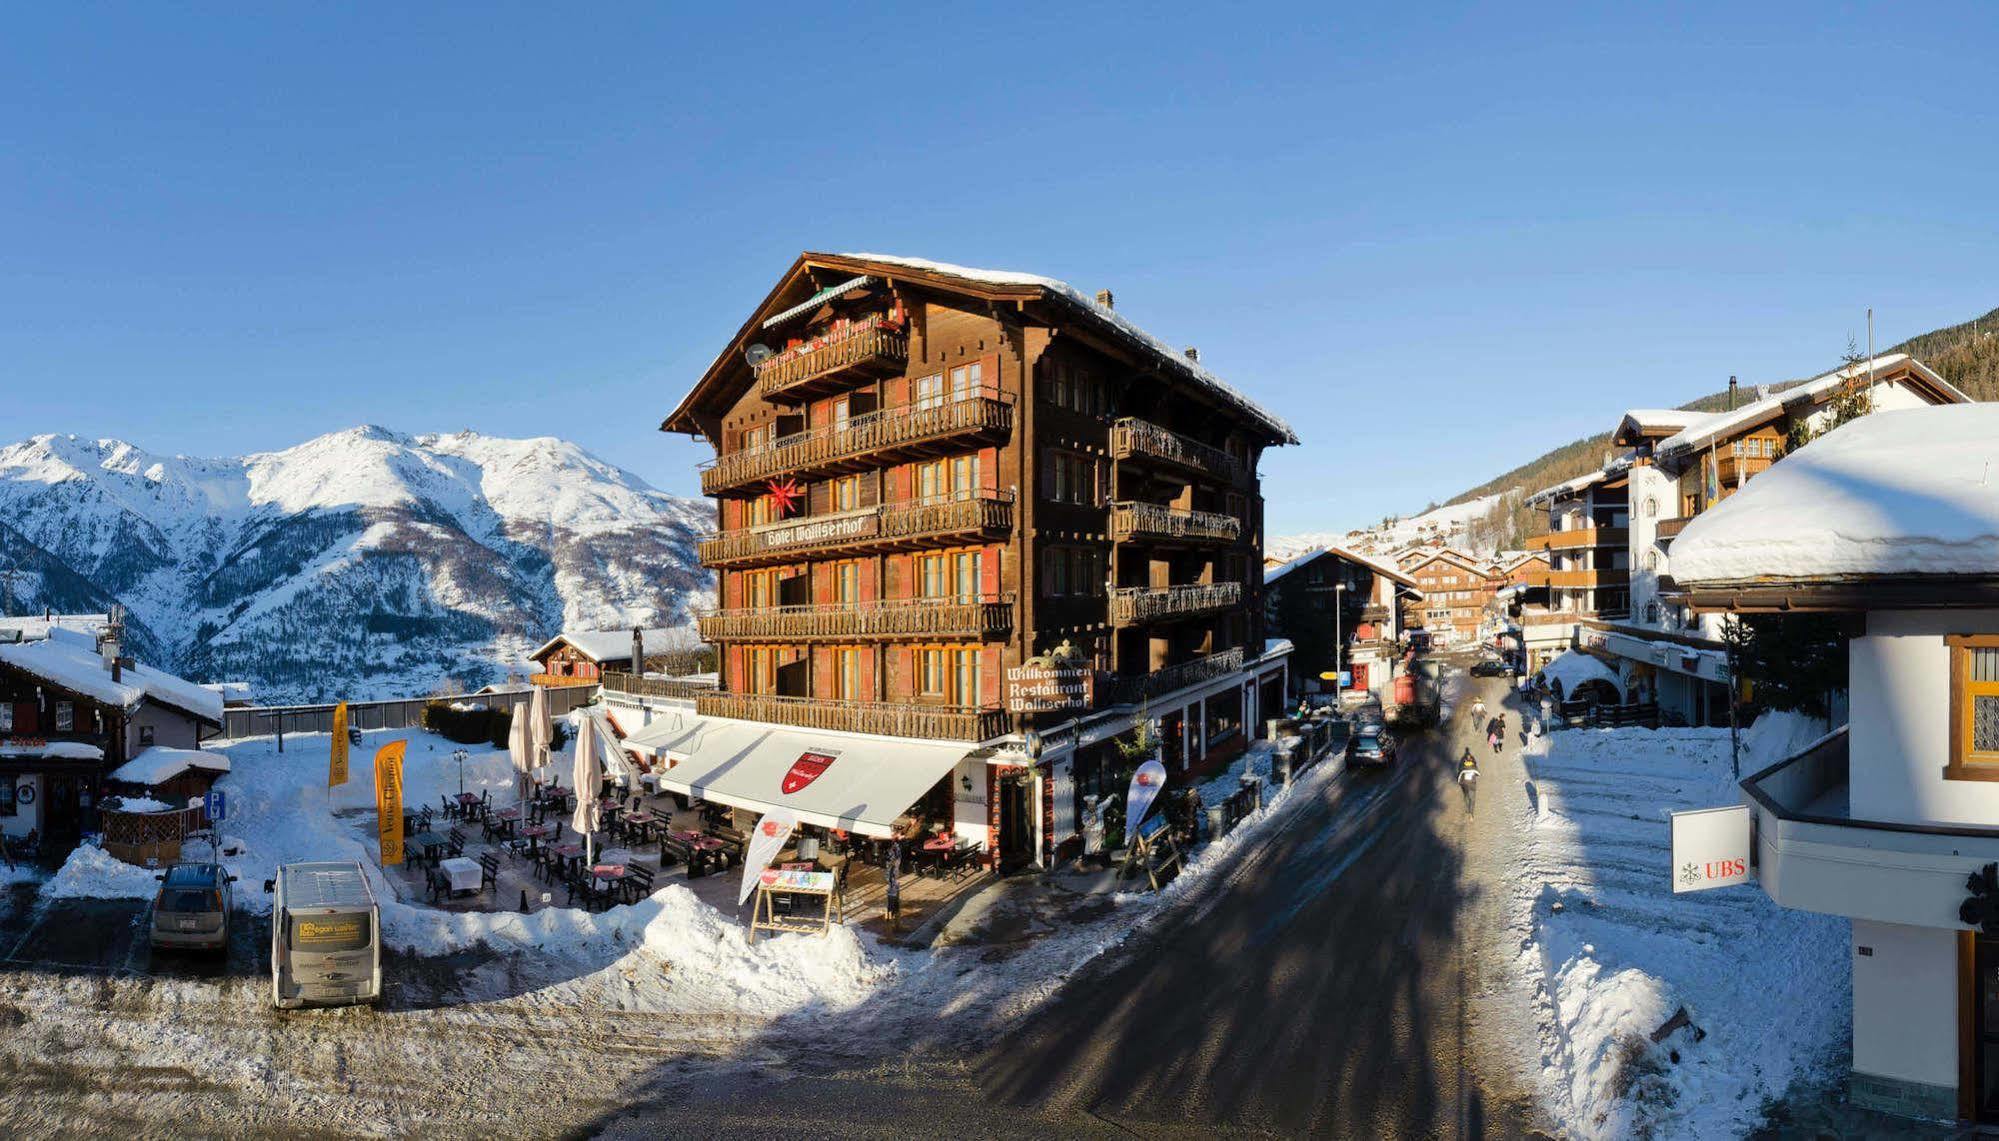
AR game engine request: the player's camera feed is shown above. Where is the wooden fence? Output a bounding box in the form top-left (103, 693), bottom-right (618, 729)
top-left (220, 683), bottom-right (599, 740)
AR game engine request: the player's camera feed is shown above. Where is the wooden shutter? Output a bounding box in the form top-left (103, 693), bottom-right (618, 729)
top-left (980, 546), bottom-right (1001, 600)
top-left (980, 646), bottom-right (1002, 707)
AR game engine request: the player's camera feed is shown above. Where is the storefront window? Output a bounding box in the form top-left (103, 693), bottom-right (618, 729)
top-left (0, 776), bottom-right (15, 817)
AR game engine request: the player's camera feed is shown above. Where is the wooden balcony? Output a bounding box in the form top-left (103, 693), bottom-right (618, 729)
top-left (1655, 516), bottom-right (1694, 541)
top-left (699, 491), bottom-right (1015, 568)
top-left (1110, 501), bottom-right (1241, 545)
top-left (701, 391), bottom-right (1013, 496)
top-left (600, 670), bottom-right (715, 700)
top-left (1107, 647), bottom-right (1245, 704)
top-left (699, 594), bottom-right (1014, 643)
top-left (528, 673), bottom-right (600, 689)
top-left (1545, 569), bottom-right (1631, 589)
top-left (1109, 581), bottom-right (1243, 626)
top-left (755, 322), bottom-right (908, 402)
top-left (695, 691), bottom-right (1008, 742)
top-left (1110, 418), bottom-right (1245, 484)
top-left (1525, 526), bottom-right (1628, 552)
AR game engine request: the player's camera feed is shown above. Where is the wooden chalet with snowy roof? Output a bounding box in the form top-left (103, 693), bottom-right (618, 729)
top-left (658, 252), bottom-right (1296, 870)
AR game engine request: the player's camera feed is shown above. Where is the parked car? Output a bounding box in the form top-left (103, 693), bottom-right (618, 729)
top-left (150, 861), bottom-right (235, 955)
top-left (1470, 658), bottom-right (1513, 678)
top-left (1352, 725), bottom-right (1396, 767)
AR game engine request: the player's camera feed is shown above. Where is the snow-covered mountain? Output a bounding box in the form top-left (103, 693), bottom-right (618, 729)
top-left (1271, 492), bottom-right (1514, 562)
top-left (0, 427), bottom-right (713, 704)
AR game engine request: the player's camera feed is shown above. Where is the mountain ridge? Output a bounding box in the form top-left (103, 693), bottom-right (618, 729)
top-left (0, 427), bottom-right (714, 704)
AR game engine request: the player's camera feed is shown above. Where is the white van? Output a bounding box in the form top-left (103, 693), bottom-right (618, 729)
top-left (266, 861), bottom-right (381, 1009)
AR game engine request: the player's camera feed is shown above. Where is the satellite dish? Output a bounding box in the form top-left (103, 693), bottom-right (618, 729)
top-left (745, 343), bottom-right (774, 366)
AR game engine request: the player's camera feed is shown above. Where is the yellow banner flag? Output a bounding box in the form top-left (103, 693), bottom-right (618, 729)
top-left (374, 740), bottom-right (406, 867)
top-left (329, 702), bottom-right (350, 788)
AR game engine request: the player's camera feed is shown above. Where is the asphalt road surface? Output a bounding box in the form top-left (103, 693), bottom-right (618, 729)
top-left (607, 665), bottom-right (1550, 1139)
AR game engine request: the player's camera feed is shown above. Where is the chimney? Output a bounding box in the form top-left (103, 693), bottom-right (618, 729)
top-left (1183, 347), bottom-right (1200, 363)
top-left (632, 626), bottom-right (645, 676)
top-left (1727, 375), bottom-right (1738, 410)
top-left (1094, 289), bottom-right (1114, 310)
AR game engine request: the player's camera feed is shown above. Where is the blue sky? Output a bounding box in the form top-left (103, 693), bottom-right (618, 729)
top-left (6, 4), bottom-right (1997, 536)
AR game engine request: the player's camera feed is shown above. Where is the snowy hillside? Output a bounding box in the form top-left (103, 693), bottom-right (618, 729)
top-left (1271, 491), bottom-right (1513, 561)
top-left (0, 427), bottom-right (713, 704)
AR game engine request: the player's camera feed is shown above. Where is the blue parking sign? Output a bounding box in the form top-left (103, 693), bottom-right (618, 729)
top-left (205, 789), bottom-right (226, 822)
top-left (1338, 671), bottom-right (1352, 687)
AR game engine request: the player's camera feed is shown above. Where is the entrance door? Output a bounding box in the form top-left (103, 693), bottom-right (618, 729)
top-left (1975, 935), bottom-right (1999, 1121)
top-left (42, 774), bottom-right (80, 848)
top-left (1350, 663), bottom-right (1370, 692)
top-left (997, 774), bottom-right (1032, 873)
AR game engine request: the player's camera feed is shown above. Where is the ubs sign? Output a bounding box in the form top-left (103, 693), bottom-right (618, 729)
top-left (1669, 804), bottom-right (1752, 893)
top-left (1006, 665), bottom-right (1095, 713)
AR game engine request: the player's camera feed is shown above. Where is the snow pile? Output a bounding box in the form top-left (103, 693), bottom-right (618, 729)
top-left (1673, 403), bottom-right (1999, 584)
top-left (43, 843), bottom-right (167, 900)
top-left (104, 796), bottom-right (175, 813)
top-left (108, 746), bottom-right (229, 785)
top-left (1510, 713), bottom-right (1847, 1138)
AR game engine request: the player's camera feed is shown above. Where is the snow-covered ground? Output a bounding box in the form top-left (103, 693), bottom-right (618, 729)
top-left (1507, 713), bottom-right (1848, 1138)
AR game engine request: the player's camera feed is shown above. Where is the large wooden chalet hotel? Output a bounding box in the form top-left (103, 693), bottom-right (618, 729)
top-left (656, 253), bottom-right (1295, 871)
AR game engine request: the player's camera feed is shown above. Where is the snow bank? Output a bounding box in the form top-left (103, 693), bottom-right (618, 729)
top-left (1536, 649), bottom-right (1623, 699)
top-left (1673, 403), bottom-right (1999, 583)
top-left (43, 843), bottom-right (166, 900)
top-left (1511, 713), bottom-right (1847, 1138)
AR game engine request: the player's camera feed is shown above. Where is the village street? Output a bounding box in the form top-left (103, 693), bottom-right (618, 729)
top-left (0, 665), bottom-right (1557, 1138)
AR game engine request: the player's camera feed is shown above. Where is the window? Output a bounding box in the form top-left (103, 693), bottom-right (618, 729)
top-left (55, 701), bottom-right (73, 733)
top-left (919, 648), bottom-right (947, 696)
top-left (914, 372), bottom-right (945, 410)
top-left (832, 647), bottom-right (862, 701)
top-left (917, 646), bottom-right (982, 705)
top-left (830, 561), bottom-right (860, 604)
top-left (1050, 453), bottom-right (1098, 505)
top-left (1644, 550), bottom-right (1659, 572)
top-left (1951, 636), bottom-right (1999, 779)
top-left (1644, 497), bottom-right (1658, 518)
top-left (140, 725), bottom-right (156, 747)
top-left (832, 397), bottom-right (851, 432)
top-left (949, 361), bottom-right (982, 401)
top-left (743, 569), bottom-right (777, 609)
top-left (0, 775), bottom-right (13, 817)
top-left (952, 648), bottom-right (981, 706)
top-left (747, 493), bottom-right (782, 527)
top-left (741, 422), bottom-right (775, 451)
top-left (1644, 602), bottom-right (1660, 624)
top-left (953, 551), bottom-right (980, 599)
top-left (0, 704), bottom-right (9, 733)
top-left (951, 454), bottom-right (979, 498)
top-left (745, 648), bottom-right (778, 695)
top-left (831, 474), bottom-right (861, 512)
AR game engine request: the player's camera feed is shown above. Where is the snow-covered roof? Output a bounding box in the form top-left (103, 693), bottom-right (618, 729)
top-left (1655, 354), bottom-right (1964, 460)
top-left (1525, 459), bottom-right (1632, 507)
top-left (0, 614), bottom-right (109, 643)
top-left (1673, 404), bottom-right (1999, 585)
top-left (108, 746), bottom-right (231, 786)
top-left (0, 739), bottom-right (102, 761)
top-left (1621, 408), bottom-right (1714, 430)
top-left (1263, 546), bottom-right (1420, 591)
top-left (840, 254), bottom-right (1298, 445)
top-left (529, 628), bottom-right (686, 664)
top-left (0, 634), bottom-right (223, 725)
top-left (200, 681), bottom-right (254, 702)
top-left (1537, 649), bottom-right (1624, 696)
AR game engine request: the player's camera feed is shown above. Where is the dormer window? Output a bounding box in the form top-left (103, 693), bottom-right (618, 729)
top-left (1947, 635), bottom-right (1999, 780)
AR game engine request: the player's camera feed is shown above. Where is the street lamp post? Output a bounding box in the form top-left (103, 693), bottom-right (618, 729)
top-left (1332, 582), bottom-right (1349, 694)
top-left (453, 748), bottom-right (469, 796)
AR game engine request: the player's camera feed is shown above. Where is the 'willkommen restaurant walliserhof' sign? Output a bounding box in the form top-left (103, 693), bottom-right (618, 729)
top-left (1005, 664), bottom-right (1094, 713)
top-left (1668, 804), bottom-right (1751, 893)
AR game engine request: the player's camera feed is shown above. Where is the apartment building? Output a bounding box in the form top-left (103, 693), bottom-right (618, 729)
top-left (659, 253), bottom-right (1295, 870)
top-left (1672, 402), bottom-right (1999, 1123)
top-left (1396, 547), bottom-right (1500, 647)
top-left (1263, 546), bottom-right (1422, 704)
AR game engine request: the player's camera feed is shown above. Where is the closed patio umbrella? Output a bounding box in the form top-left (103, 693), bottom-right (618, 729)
top-left (570, 713), bottom-right (601, 866)
top-left (508, 703), bottom-right (532, 803)
top-left (529, 683), bottom-right (553, 773)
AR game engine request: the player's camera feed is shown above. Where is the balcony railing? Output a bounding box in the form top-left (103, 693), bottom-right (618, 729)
top-left (1526, 527), bottom-right (1629, 551)
top-left (755, 321), bottom-right (908, 401)
top-left (1545, 569), bottom-right (1631, 589)
top-left (700, 390), bottom-right (1013, 495)
top-left (695, 691), bottom-right (1007, 742)
top-left (529, 673), bottom-right (600, 689)
top-left (1109, 581), bottom-right (1243, 626)
top-left (601, 671), bottom-right (715, 700)
top-left (1110, 501), bottom-right (1241, 544)
top-left (1655, 517), bottom-right (1694, 541)
top-left (698, 594), bottom-right (1014, 642)
top-left (700, 491), bottom-right (1015, 567)
top-left (1110, 418), bottom-right (1244, 483)
top-left (1108, 647), bottom-right (1246, 705)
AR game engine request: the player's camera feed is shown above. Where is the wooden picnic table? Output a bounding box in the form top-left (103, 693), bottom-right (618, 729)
top-left (414, 831), bottom-right (450, 861)
top-left (455, 792), bottom-right (482, 807)
top-left (496, 806), bottom-right (522, 821)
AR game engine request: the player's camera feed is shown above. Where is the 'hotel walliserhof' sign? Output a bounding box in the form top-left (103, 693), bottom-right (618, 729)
top-left (1005, 664), bottom-right (1094, 712)
top-left (1669, 803), bottom-right (1751, 893)
top-left (759, 512), bottom-right (877, 550)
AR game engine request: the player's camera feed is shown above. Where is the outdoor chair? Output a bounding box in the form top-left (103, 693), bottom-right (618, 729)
top-left (659, 834), bottom-right (691, 870)
top-left (622, 863), bottom-right (654, 904)
top-left (564, 868), bottom-right (607, 912)
top-left (440, 795), bottom-right (460, 822)
top-left (446, 827), bottom-right (466, 858)
top-left (478, 851), bottom-right (500, 892)
top-left (426, 867), bottom-right (448, 904)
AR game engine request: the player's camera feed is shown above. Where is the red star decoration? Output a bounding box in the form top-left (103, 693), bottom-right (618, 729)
top-left (766, 476), bottom-right (803, 517)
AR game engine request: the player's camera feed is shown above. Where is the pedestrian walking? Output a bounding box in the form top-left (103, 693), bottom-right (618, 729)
top-left (1488, 724), bottom-right (1501, 754)
top-left (884, 839), bottom-right (903, 933)
top-left (1458, 748), bottom-right (1479, 813)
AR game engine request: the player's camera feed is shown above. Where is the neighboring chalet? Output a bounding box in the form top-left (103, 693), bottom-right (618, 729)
top-left (659, 252), bottom-right (1296, 870)
top-left (1671, 403), bottom-right (1999, 1124)
top-left (528, 627), bottom-right (690, 688)
top-left (0, 624), bottom-right (222, 851)
top-left (1396, 547), bottom-right (1502, 647)
top-left (1263, 547), bottom-right (1422, 704)
top-left (1495, 550), bottom-right (1551, 587)
top-left (1605, 355), bottom-right (1966, 724)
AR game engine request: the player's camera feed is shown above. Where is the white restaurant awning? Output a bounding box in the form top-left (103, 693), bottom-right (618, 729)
top-left (646, 717), bottom-right (970, 838)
